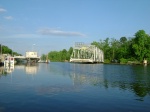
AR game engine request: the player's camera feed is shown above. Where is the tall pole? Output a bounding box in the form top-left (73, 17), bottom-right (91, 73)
top-left (0, 44), bottom-right (2, 63)
top-left (0, 44), bottom-right (2, 55)
top-left (32, 44), bottom-right (35, 52)
top-left (12, 46), bottom-right (13, 56)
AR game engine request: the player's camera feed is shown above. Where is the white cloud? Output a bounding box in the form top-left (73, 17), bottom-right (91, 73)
top-left (38, 28), bottom-right (86, 37)
top-left (0, 8), bottom-right (7, 13)
top-left (4, 16), bottom-right (13, 20)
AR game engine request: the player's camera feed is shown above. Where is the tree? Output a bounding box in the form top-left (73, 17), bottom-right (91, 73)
top-left (41, 54), bottom-right (47, 61)
top-left (117, 37), bottom-right (129, 59)
top-left (132, 30), bottom-right (150, 61)
top-left (120, 37), bottom-right (127, 44)
top-left (48, 48), bottom-right (70, 62)
top-left (48, 51), bottom-right (60, 61)
top-left (45, 29), bottom-right (150, 63)
top-left (61, 49), bottom-right (67, 61)
top-left (1, 45), bottom-right (20, 56)
top-left (66, 47), bottom-right (73, 60)
top-left (110, 38), bottom-right (120, 60)
top-left (92, 38), bottom-right (111, 60)
top-left (103, 38), bottom-right (111, 60)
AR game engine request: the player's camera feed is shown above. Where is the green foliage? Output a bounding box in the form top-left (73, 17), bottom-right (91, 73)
top-left (48, 47), bottom-right (73, 62)
top-left (120, 58), bottom-right (128, 64)
top-left (2, 45), bottom-right (12, 54)
top-left (42, 30), bottom-right (150, 63)
top-left (132, 30), bottom-right (150, 61)
top-left (0, 45), bottom-right (21, 56)
top-left (66, 47), bottom-right (73, 60)
top-left (127, 57), bottom-right (137, 61)
top-left (91, 30), bottom-right (150, 64)
top-left (104, 59), bottom-right (110, 63)
top-left (120, 37), bottom-right (127, 43)
top-left (41, 54), bottom-right (47, 60)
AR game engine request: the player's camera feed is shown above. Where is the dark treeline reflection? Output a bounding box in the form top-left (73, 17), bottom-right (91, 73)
top-left (1, 63), bottom-right (150, 100)
top-left (51, 63), bottom-right (150, 99)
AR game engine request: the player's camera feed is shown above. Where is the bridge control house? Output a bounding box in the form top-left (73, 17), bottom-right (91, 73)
top-left (25, 51), bottom-right (40, 63)
top-left (26, 51), bottom-right (38, 58)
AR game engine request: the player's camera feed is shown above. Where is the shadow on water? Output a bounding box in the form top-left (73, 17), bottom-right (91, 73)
top-left (0, 66), bottom-right (14, 76)
top-left (0, 62), bottom-right (39, 77)
top-left (1, 62), bottom-right (150, 101)
top-left (54, 63), bottom-right (150, 100)
top-left (130, 65), bottom-right (150, 99)
top-left (101, 64), bottom-right (150, 99)
top-left (0, 62), bottom-right (150, 112)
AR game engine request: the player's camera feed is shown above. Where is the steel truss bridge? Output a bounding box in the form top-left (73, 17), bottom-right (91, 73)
top-left (70, 42), bottom-right (104, 63)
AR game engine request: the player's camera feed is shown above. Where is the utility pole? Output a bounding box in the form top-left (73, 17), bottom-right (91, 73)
top-left (32, 44), bottom-right (36, 52)
top-left (0, 44), bottom-right (2, 55)
top-left (0, 44), bottom-right (2, 63)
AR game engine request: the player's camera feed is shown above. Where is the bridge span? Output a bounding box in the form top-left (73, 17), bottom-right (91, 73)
top-left (14, 51), bottom-right (40, 63)
top-left (14, 56), bottom-right (26, 59)
top-left (70, 42), bottom-right (104, 63)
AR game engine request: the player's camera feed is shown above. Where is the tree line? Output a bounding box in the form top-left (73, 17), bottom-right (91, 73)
top-left (41, 47), bottom-right (73, 62)
top-left (0, 45), bottom-right (21, 56)
top-left (41, 30), bottom-right (150, 63)
top-left (91, 30), bottom-right (150, 63)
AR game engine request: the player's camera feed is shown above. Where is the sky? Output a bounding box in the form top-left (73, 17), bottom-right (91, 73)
top-left (0, 0), bottom-right (150, 55)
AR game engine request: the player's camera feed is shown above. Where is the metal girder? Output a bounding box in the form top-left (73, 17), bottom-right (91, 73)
top-left (70, 42), bottom-right (104, 63)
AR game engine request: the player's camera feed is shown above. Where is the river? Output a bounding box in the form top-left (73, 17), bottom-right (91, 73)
top-left (0, 62), bottom-right (150, 112)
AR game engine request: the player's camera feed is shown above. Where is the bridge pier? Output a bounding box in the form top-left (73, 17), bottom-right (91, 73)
top-left (26, 58), bottom-right (39, 63)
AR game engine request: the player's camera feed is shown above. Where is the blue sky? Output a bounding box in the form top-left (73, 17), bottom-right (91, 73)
top-left (0, 0), bottom-right (150, 55)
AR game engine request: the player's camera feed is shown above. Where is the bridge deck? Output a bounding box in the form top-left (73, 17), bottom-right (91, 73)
top-left (14, 56), bottom-right (40, 59)
top-left (70, 58), bottom-right (94, 63)
top-left (14, 56), bottom-right (40, 63)
top-left (14, 56), bottom-right (26, 59)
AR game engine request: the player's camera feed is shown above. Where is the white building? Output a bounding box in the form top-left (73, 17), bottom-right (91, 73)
top-left (26, 52), bottom-right (38, 58)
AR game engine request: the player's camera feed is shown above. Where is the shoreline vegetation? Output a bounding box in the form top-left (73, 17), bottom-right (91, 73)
top-left (104, 58), bottom-right (144, 65)
top-left (0, 45), bottom-right (21, 56)
top-left (1, 30), bottom-right (150, 65)
top-left (41, 30), bottom-right (150, 65)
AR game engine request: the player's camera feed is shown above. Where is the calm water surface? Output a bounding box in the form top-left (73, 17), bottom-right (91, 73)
top-left (0, 62), bottom-right (150, 112)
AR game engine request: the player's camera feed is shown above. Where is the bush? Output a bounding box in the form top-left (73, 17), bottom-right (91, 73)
top-left (104, 59), bottom-right (111, 63)
top-left (127, 58), bottom-right (141, 64)
top-left (127, 57), bottom-right (137, 61)
top-left (120, 58), bottom-right (128, 64)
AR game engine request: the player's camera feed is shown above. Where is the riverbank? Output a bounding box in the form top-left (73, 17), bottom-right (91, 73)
top-left (104, 59), bottom-right (148, 65)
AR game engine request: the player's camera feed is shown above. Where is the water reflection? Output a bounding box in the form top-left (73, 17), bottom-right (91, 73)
top-left (15, 63), bottom-right (39, 75)
top-left (25, 63), bottom-right (39, 75)
top-left (69, 63), bottom-right (104, 86)
top-left (130, 65), bottom-right (150, 99)
top-left (44, 63), bottom-right (150, 100)
top-left (0, 65), bottom-right (14, 76)
top-left (1, 62), bottom-right (150, 101)
top-left (67, 63), bottom-right (150, 100)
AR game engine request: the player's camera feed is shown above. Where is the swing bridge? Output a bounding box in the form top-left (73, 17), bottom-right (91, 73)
top-left (70, 42), bottom-right (104, 63)
top-left (14, 51), bottom-right (40, 63)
